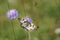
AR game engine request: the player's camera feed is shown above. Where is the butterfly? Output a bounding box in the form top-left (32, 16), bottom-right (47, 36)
top-left (18, 17), bottom-right (39, 31)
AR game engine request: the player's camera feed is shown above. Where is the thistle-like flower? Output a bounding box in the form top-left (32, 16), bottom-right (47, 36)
top-left (24, 16), bottom-right (32, 23)
top-left (6, 9), bottom-right (18, 19)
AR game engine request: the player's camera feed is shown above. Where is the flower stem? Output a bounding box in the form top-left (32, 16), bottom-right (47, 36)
top-left (27, 31), bottom-right (31, 40)
top-left (11, 20), bottom-right (16, 40)
top-left (22, 0), bottom-right (26, 17)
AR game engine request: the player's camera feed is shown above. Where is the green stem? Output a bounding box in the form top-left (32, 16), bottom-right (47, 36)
top-left (22, 0), bottom-right (26, 17)
top-left (27, 31), bottom-right (31, 40)
top-left (11, 20), bottom-right (16, 40)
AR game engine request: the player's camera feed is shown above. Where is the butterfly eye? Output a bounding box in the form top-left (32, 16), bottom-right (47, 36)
top-left (18, 18), bottom-right (21, 20)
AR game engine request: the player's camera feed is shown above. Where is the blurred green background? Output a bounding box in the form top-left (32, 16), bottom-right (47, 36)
top-left (0, 0), bottom-right (60, 40)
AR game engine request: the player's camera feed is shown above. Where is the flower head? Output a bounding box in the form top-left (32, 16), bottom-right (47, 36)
top-left (24, 16), bottom-right (32, 23)
top-left (6, 9), bottom-right (18, 19)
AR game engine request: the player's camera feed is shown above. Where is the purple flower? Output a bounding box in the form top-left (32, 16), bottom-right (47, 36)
top-left (6, 9), bottom-right (18, 19)
top-left (24, 16), bottom-right (32, 23)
